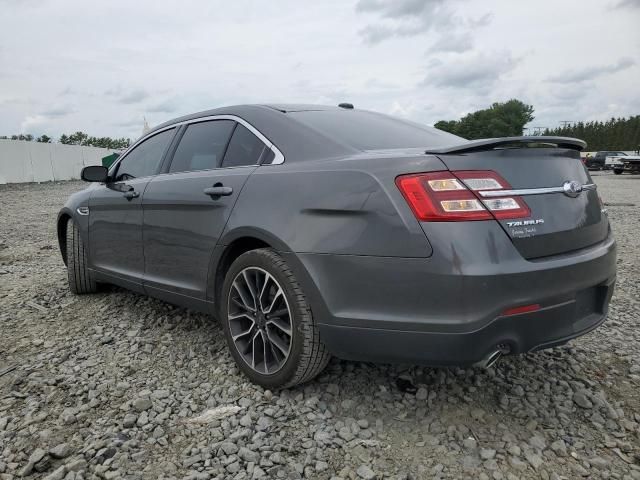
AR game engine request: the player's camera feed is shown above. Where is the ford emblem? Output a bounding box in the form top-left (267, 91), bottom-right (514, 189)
top-left (562, 180), bottom-right (583, 197)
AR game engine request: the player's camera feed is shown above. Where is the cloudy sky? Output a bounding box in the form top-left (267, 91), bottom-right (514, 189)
top-left (1, 0), bottom-right (638, 140)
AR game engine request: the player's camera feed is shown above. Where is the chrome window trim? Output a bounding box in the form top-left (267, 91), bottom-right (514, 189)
top-left (107, 126), bottom-right (178, 179)
top-left (479, 183), bottom-right (596, 198)
top-left (109, 114), bottom-right (284, 177)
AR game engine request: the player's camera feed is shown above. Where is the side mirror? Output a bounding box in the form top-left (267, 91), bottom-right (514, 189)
top-left (81, 165), bottom-right (109, 183)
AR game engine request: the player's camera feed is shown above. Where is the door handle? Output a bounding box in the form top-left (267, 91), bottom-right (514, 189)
top-left (203, 185), bottom-right (233, 198)
top-left (123, 190), bottom-right (139, 200)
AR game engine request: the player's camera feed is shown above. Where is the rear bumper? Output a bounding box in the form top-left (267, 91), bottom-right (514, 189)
top-left (318, 281), bottom-right (613, 365)
top-left (284, 225), bottom-right (616, 366)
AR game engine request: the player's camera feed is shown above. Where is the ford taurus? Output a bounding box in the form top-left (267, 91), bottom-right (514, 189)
top-left (57, 104), bottom-right (616, 388)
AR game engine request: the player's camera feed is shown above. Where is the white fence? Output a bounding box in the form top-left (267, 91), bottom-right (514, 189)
top-left (0, 140), bottom-right (117, 184)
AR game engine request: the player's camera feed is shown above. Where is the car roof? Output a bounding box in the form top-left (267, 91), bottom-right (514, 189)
top-left (145, 103), bottom-right (462, 163)
top-left (148, 104), bottom-right (357, 162)
top-left (262, 104), bottom-right (343, 113)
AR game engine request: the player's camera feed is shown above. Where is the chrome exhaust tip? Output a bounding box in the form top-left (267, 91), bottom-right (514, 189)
top-left (475, 345), bottom-right (511, 369)
top-left (484, 350), bottom-right (502, 368)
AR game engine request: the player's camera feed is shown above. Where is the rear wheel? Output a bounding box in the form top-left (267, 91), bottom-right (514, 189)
top-left (613, 168), bottom-right (623, 175)
top-left (220, 248), bottom-right (330, 388)
top-left (65, 218), bottom-right (97, 294)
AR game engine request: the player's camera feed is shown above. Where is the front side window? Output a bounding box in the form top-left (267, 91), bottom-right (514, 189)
top-left (169, 120), bottom-right (235, 173)
top-left (222, 124), bottom-right (267, 168)
top-left (114, 128), bottom-right (175, 181)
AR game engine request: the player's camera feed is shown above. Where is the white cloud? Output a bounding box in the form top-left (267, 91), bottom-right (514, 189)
top-left (0, 0), bottom-right (637, 139)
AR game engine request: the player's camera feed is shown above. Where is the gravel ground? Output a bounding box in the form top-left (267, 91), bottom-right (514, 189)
top-left (0, 173), bottom-right (639, 480)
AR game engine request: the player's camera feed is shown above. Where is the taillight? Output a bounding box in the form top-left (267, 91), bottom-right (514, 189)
top-left (396, 170), bottom-right (530, 222)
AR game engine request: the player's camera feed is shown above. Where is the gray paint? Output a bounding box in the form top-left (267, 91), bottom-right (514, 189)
top-left (57, 104), bottom-right (616, 367)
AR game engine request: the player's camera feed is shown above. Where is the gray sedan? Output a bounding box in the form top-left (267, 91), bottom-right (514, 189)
top-left (57, 104), bottom-right (616, 388)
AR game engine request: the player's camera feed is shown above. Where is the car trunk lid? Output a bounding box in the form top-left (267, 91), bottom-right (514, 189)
top-left (427, 137), bottom-right (609, 259)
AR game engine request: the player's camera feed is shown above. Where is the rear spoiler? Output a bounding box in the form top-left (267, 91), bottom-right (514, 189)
top-left (426, 136), bottom-right (586, 155)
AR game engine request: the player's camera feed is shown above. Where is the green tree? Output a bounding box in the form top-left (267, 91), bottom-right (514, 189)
top-left (36, 134), bottom-right (52, 143)
top-left (58, 131), bottom-right (131, 149)
top-left (542, 116), bottom-right (640, 151)
top-left (10, 134), bottom-right (34, 141)
top-left (435, 99), bottom-right (535, 139)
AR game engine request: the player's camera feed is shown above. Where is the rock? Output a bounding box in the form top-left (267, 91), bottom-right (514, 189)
top-left (463, 437), bottom-right (477, 450)
top-left (151, 389), bottom-right (170, 400)
top-left (136, 411), bottom-right (149, 426)
top-left (183, 455), bottom-right (202, 468)
top-left (550, 439), bottom-right (567, 457)
top-left (65, 458), bottom-right (88, 472)
top-left (356, 464), bottom-right (376, 479)
top-left (416, 387), bottom-right (428, 400)
top-left (252, 466), bottom-right (266, 478)
top-left (529, 435), bottom-right (546, 450)
top-left (43, 466), bottom-right (67, 480)
top-left (220, 442), bottom-right (238, 455)
top-left (461, 455), bottom-right (481, 469)
top-left (133, 397), bottom-right (152, 412)
top-left (21, 448), bottom-right (47, 476)
top-left (508, 456), bottom-right (528, 471)
top-left (507, 445), bottom-right (521, 457)
top-left (480, 449), bottom-right (496, 460)
top-left (49, 443), bottom-right (72, 459)
top-left (338, 427), bottom-right (355, 441)
top-left (60, 409), bottom-right (77, 425)
top-left (123, 413), bottom-right (137, 428)
top-left (573, 391), bottom-right (593, 409)
top-left (524, 451), bottom-right (543, 470)
top-left (238, 447), bottom-right (260, 463)
top-left (589, 456), bottom-right (609, 470)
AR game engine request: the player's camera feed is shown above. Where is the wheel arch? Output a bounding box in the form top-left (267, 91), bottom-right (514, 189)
top-left (57, 209), bottom-right (73, 265)
top-left (208, 227), bottom-right (329, 323)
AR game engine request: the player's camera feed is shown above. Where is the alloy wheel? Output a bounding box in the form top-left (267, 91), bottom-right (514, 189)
top-left (227, 267), bottom-right (293, 374)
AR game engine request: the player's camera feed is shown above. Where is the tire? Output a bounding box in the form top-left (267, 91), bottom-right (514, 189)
top-left (65, 218), bottom-right (97, 294)
top-left (220, 248), bottom-right (330, 388)
top-left (613, 169), bottom-right (623, 175)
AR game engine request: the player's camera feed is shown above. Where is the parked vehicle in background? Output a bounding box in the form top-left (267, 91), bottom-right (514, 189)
top-left (587, 151), bottom-right (627, 170)
top-left (612, 150), bottom-right (640, 174)
top-left (57, 105), bottom-right (616, 388)
top-left (605, 152), bottom-right (627, 170)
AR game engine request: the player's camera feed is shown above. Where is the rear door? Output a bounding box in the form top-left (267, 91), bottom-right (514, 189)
top-left (142, 120), bottom-right (268, 300)
top-left (433, 141), bottom-right (609, 259)
top-left (89, 128), bottom-right (176, 290)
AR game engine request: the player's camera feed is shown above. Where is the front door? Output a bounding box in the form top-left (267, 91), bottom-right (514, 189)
top-left (142, 120), bottom-right (269, 301)
top-left (88, 127), bottom-right (176, 291)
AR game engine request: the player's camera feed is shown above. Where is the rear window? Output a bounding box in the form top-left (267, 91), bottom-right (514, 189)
top-left (288, 110), bottom-right (462, 151)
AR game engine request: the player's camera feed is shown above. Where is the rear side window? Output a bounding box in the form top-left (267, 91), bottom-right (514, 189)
top-left (114, 128), bottom-right (175, 180)
top-left (169, 120), bottom-right (235, 173)
top-left (289, 110), bottom-right (463, 151)
top-left (222, 124), bottom-right (267, 167)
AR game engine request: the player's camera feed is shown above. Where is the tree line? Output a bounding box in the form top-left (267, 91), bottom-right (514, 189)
top-left (435, 99), bottom-right (639, 151)
top-left (541, 116), bottom-right (640, 151)
top-left (0, 131), bottom-right (131, 149)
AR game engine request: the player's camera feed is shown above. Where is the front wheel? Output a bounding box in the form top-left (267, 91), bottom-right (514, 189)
top-left (65, 218), bottom-right (98, 294)
top-left (613, 169), bottom-right (623, 175)
top-left (220, 248), bottom-right (330, 388)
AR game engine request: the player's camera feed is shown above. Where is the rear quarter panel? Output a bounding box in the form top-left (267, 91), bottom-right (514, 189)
top-left (221, 153), bottom-right (448, 257)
